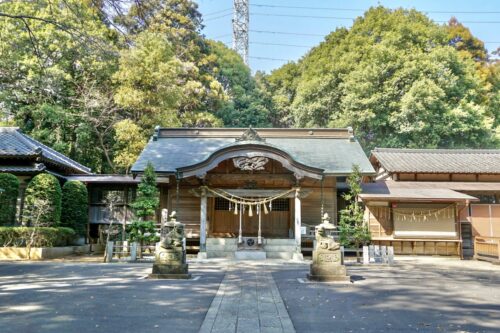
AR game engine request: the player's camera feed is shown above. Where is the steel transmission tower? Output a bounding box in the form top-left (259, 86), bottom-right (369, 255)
top-left (232, 0), bottom-right (249, 65)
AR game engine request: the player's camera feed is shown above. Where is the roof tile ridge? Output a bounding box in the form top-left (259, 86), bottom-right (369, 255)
top-left (374, 147), bottom-right (500, 154)
top-left (20, 131), bottom-right (92, 173)
top-left (11, 129), bottom-right (41, 154)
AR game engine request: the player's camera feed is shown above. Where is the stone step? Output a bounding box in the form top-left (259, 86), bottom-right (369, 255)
top-left (266, 252), bottom-right (294, 259)
top-left (235, 250), bottom-right (267, 260)
top-left (263, 239), bottom-right (296, 245)
top-left (206, 251), bottom-right (235, 259)
top-left (264, 245), bottom-right (296, 252)
top-left (206, 238), bottom-right (237, 245)
top-left (206, 244), bottom-right (238, 252)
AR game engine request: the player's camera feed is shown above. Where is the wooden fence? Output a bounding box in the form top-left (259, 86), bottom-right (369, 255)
top-left (474, 236), bottom-right (500, 263)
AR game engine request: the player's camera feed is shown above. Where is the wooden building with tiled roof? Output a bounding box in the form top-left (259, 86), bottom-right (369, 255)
top-left (132, 127), bottom-right (375, 259)
top-left (0, 127), bottom-right (92, 224)
top-left (363, 148), bottom-right (500, 259)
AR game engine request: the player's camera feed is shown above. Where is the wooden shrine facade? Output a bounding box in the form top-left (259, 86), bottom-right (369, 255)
top-left (132, 127), bottom-right (375, 258)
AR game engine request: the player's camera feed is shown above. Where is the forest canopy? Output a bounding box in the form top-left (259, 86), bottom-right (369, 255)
top-left (0, 1), bottom-right (498, 173)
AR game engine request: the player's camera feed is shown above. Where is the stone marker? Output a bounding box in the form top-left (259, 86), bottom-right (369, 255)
top-left (307, 213), bottom-right (350, 282)
top-left (374, 245), bottom-right (382, 263)
top-left (369, 245), bottom-right (375, 263)
top-left (362, 246), bottom-right (369, 265)
top-left (388, 246), bottom-right (395, 265)
top-left (381, 245), bottom-right (388, 264)
top-left (149, 210), bottom-right (191, 279)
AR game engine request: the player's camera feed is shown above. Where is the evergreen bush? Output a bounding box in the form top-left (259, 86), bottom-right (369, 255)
top-left (128, 162), bottom-right (159, 254)
top-left (23, 173), bottom-right (62, 226)
top-left (61, 180), bottom-right (88, 236)
top-left (0, 226), bottom-right (76, 247)
top-left (131, 162), bottom-right (159, 220)
top-left (0, 173), bottom-right (19, 225)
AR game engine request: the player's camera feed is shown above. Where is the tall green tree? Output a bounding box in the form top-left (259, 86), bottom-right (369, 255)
top-left (446, 17), bottom-right (488, 63)
top-left (338, 165), bottom-right (371, 260)
top-left (265, 7), bottom-right (497, 150)
top-left (209, 41), bottom-right (271, 127)
top-left (0, 0), bottom-right (121, 173)
top-left (113, 31), bottom-right (184, 129)
top-left (113, 119), bottom-right (147, 174)
top-left (115, 0), bottom-right (226, 122)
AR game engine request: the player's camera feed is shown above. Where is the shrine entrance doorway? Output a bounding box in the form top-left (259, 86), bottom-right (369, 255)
top-left (211, 197), bottom-right (291, 238)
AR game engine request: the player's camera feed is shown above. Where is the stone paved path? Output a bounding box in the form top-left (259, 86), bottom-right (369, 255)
top-left (199, 265), bottom-right (295, 333)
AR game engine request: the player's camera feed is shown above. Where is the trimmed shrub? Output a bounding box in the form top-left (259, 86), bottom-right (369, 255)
top-left (61, 181), bottom-right (88, 236)
top-left (23, 174), bottom-right (62, 226)
top-left (0, 173), bottom-right (19, 226)
top-left (0, 227), bottom-right (76, 247)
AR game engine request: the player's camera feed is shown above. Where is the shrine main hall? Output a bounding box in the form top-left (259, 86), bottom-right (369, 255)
top-left (131, 127), bottom-right (374, 260)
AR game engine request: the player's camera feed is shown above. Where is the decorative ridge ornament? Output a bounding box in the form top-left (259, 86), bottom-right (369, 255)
top-left (235, 126), bottom-right (265, 142)
top-left (233, 156), bottom-right (269, 171)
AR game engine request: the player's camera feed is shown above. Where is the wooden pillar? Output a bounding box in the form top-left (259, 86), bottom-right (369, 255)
top-left (258, 204), bottom-right (262, 245)
top-left (293, 188), bottom-right (303, 260)
top-left (199, 187), bottom-right (207, 258)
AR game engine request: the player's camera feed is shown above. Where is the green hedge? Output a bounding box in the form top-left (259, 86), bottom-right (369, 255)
top-left (0, 227), bottom-right (76, 247)
top-left (61, 180), bottom-right (88, 236)
top-left (23, 173), bottom-right (62, 226)
top-left (0, 173), bottom-right (19, 226)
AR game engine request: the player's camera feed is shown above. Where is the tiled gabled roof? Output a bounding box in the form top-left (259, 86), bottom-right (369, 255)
top-left (371, 148), bottom-right (500, 174)
top-left (132, 127), bottom-right (376, 176)
top-left (0, 127), bottom-right (92, 174)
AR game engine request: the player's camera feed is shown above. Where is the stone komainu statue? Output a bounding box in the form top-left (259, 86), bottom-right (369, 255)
top-left (150, 209), bottom-right (191, 279)
top-left (160, 223), bottom-right (184, 250)
top-left (308, 213), bottom-right (349, 281)
top-left (316, 224), bottom-right (340, 251)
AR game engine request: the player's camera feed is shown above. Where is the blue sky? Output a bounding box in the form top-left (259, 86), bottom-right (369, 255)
top-left (196, 0), bottom-right (500, 73)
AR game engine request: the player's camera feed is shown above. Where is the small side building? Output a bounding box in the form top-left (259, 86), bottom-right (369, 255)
top-left (362, 148), bottom-right (500, 257)
top-left (0, 127), bottom-right (92, 223)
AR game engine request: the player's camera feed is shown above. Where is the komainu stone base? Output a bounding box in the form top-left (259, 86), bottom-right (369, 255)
top-left (307, 248), bottom-right (350, 282)
top-left (307, 264), bottom-right (350, 282)
top-left (148, 263), bottom-right (191, 280)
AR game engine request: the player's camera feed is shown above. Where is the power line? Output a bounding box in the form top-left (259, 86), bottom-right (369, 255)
top-left (251, 12), bottom-right (500, 23)
top-left (212, 33), bottom-right (232, 39)
top-left (250, 29), bottom-right (324, 37)
top-left (250, 41), bottom-right (312, 48)
top-left (251, 4), bottom-right (363, 12)
top-left (250, 3), bottom-right (500, 14)
top-left (249, 56), bottom-right (291, 62)
top-left (204, 8), bottom-right (232, 17)
top-left (204, 13), bottom-right (232, 22)
top-left (252, 12), bottom-right (355, 20)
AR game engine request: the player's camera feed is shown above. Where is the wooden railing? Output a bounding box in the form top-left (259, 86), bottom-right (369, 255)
top-left (474, 236), bottom-right (500, 263)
